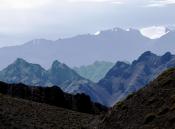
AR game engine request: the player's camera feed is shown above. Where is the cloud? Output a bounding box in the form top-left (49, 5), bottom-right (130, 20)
top-left (147, 0), bottom-right (175, 7)
top-left (0, 0), bottom-right (175, 47)
top-left (67, 0), bottom-right (124, 4)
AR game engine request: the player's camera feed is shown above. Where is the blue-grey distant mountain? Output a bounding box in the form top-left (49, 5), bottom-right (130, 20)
top-left (153, 30), bottom-right (175, 54)
top-left (1, 52), bottom-right (175, 107)
top-left (0, 27), bottom-right (171, 70)
top-left (47, 60), bottom-right (82, 85)
top-left (0, 58), bottom-right (48, 86)
top-left (98, 51), bottom-right (175, 106)
top-left (74, 61), bottom-right (114, 82)
top-left (0, 58), bottom-right (83, 86)
top-left (0, 27), bottom-right (174, 70)
top-left (0, 58), bottom-right (111, 105)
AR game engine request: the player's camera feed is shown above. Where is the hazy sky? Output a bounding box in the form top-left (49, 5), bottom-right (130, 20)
top-left (0, 0), bottom-right (175, 47)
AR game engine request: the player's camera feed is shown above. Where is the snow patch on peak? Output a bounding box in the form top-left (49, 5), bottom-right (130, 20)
top-left (126, 28), bottom-right (131, 31)
top-left (93, 27), bottom-right (125, 36)
top-left (112, 27), bottom-right (120, 31)
top-left (94, 31), bottom-right (101, 35)
top-left (140, 26), bottom-right (170, 39)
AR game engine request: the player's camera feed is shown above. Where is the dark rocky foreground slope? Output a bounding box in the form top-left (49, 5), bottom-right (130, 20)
top-left (97, 68), bottom-right (175, 129)
top-left (0, 94), bottom-right (96, 129)
top-left (0, 82), bottom-right (107, 114)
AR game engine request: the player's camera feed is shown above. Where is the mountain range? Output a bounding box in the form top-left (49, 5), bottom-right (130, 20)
top-left (0, 58), bottom-right (111, 106)
top-left (1, 67), bottom-right (175, 129)
top-left (0, 27), bottom-right (174, 70)
top-left (98, 51), bottom-right (175, 106)
top-left (73, 61), bottom-right (114, 82)
top-left (0, 51), bottom-right (175, 107)
top-left (0, 58), bottom-right (82, 87)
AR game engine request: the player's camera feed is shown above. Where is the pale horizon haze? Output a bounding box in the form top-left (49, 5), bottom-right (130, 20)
top-left (0, 0), bottom-right (175, 47)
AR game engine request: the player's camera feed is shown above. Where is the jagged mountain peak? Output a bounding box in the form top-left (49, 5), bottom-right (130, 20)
top-left (163, 51), bottom-right (172, 56)
top-left (102, 61), bottom-right (130, 79)
top-left (98, 27), bottom-right (142, 35)
top-left (52, 60), bottom-right (61, 64)
top-left (137, 51), bottom-right (158, 62)
top-left (24, 38), bottom-right (53, 46)
top-left (126, 28), bottom-right (142, 34)
top-left (98, 51), bottom-right (175, 106)
top-left (115, 61), bottom-right (130, 68)
top-left (140, 51), bottom-right (156, 57)
top-left (112, 27), bottom-right (125, 32)
top-left (51, 60), bottom-right (66, 69)
top-left (9, 58), bottom-right (34, 69)
top-left (14, 58), bottom-right (28, 64)
top-left (0, 58), bottom-right (84, 87)
top-left (161, 52), bottom-right (174, 62)
top-left (11, 58), bottom-right (45, 70)
top-left (50, 60), bottom-right (78, 77)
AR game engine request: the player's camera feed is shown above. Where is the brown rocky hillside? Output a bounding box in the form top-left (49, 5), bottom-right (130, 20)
top-left (0, 93), bottom-right (97, 129)
top-left (97, 68), bottom-right (175, 129)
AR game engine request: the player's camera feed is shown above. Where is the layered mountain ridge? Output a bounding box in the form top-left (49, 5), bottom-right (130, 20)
top-left (98, 51), bottom-right (175, 106)
top-left (0, 58), bottom-right (83, 86)
top-left (0, 58), bottom-right (111, 105)
top-left (0, 51), bottom-right (175, 107)
top-left (1, 67), bottom-right (175, 129)
top-left (74, 61), bottom-right (114, 82)
top-left (0, 27), bottom-right (174, 70)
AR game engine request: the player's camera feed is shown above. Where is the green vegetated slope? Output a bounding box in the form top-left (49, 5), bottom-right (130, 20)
top-left (97, 68), bottom-right (175, 129)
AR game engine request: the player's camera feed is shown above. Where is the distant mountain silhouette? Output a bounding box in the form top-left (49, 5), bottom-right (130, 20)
top-left (0, 58), bottom-right (111, 106)
top-left (0, 58), bottom-right (48, 86)
top-left (74, 61), bottom-right (114, 82)
top-left (1, 27), bottom-right (175, 70)
top-left (1, 52), bottom-right (175, 107)
top-left (0, 58), bottom-right (82, 86)
top-left (0, 27), bottom-right (175, 70)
